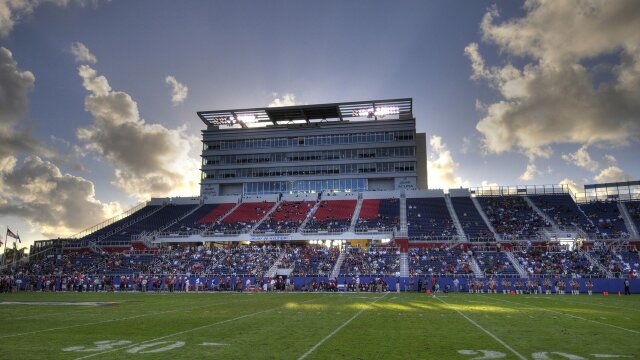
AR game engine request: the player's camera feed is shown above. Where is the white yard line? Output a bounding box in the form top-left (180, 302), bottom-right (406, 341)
top-left (435, 296), bottom-right (528, 360)
top-left (73, 296), bottom-right (323, 360)
top-left (530, 296), bottom-right (640, 313)
top-left (297, 292), bottom-right (389, 360)
top-left (5, 308), bottom-right (100, 320)
top-left (485, 296), bottom-right (640, 334)
top-left (0, 298), bottom-right (245, 339)
top-left (0, 308), bottom-right (182, 339)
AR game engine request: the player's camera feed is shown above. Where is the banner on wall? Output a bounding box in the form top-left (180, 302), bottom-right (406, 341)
top-left (200, 183), bottom-right (219, 198)
top-left (394, 177), bottom-right (416, 190)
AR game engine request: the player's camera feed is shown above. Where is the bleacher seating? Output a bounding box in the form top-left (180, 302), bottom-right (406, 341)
top-left (591, 248), bottom-right (640, 278)
top-left (477, 196), bottom-right (548, 239)
top-left (210, 202), bottom-right (275, 233)
top-left (284, 246), bottom-right (340, 276)
top-left (450, 197), bottom-right (494, 240)
top-left (355, 199), bottom-right (400, 232)
top-left (81, 205), bottom-right (161, 242)
top-left (474, 251), bottom-right (519, 275)
top-left (408, 248), bottom-right (473, 275)
top-left (303, 200), bottom-right (356, 233)
top-left (528, 195), bottom-right (594, 231)
top-left (513, 248), bottom-right (603, 277)
top-left (255, 201), bottom-right (315, 233)
top-left (196, 203), bottom-right (236, 224)
top-left (340, 246), bottom-right (399, 276)
top-left (579, 201), bottom-right (628, 238)
top-left (100, 204), bottom-right (198, 243)
top-left (625, 201), bottom-right (640, 233)
top-left (163, 204), bottom-right (220, 233)
top-left (406, 198), bottom-right (456, 240)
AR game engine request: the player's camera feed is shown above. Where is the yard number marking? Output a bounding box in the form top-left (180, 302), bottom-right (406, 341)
top-left (126, 341), bottom-right (185, 354)
top-left (63, 340), bottom-right (132, 352)
top-left (458, 349), bottom-right (506, 359)
top-left (532, 352), bottom-right (586, 360)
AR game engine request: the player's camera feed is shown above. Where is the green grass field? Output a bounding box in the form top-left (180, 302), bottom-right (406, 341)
top-left (0, 291), bottom-right (638, 360)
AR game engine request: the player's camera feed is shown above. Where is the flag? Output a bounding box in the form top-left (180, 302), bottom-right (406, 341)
top-left (6, 228), bottom-right (20, 243)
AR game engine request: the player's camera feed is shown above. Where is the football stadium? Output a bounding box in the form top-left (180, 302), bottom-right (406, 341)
top-left (1, 99), bottom-right (639, 359)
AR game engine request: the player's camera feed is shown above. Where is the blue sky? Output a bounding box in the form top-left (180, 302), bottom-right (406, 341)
top-left (0, 0), bottom-right (638, 248)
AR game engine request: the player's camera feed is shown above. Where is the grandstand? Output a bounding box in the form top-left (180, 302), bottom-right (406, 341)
top-left (3, 100), bottom-right (637, 295)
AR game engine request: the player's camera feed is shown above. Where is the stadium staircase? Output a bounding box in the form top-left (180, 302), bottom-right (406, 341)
top-left (399, 192), bottom-right (408, 237)
top-left (136, 204), bottom-right (205, 248)
top-left (469, 256), bottom-right (484, 278)
top-left (580, 249), bottom-right (611, 277)
top-left (217, 201), bottom-right (243, 223)
top-left (70, 201), bottom-right (148, 240)
top-left (267, 252), bottom-right (287, 278)
top-left (523, 196), bottom-right (560, 233)
top-left (160, 204), bottom-right (204, 233)
top-left (399, 252), bottom-right (409, 277)
top-left (470, 197), bottom-right (502, 241)
top-left (298, 199), bottom-right (322, 232)
top-left (349, 195), bottom-right (364, 232)
top-left (330, 251), bottom-right (346, 279)
top-left (619, 202), bottom-right (640, 238)
top-left (88, 241), bottom-right (105, 254)
top-left (252, 200), bottom-right (282, 233)
top-left (505, 251), bottom-right (528, 278)
top-left (444, 195), bottom-right (466, 241)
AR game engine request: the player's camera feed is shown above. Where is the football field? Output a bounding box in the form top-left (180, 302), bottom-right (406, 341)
top-left (0, 291), bottom-right (638, 359)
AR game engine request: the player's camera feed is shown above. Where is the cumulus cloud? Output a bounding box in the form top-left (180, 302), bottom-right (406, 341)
top-left (70, 41), bottom-right (96, 63)
top-left (427, 135), bottom-right (470, 189)
top-left (0, 0), bottom-right (92, 38)
top-left (0, 156), bottom-right (121, 238)
top-left (594, 166), bottom-right (633, 184)
top-left (559, 177), bottom-right (585, 195)
top-left (519, 163), bottom-right (541, 181)
top-left (0, 46), bottom-right (34, 130)
top-left (0, 46), bottom-right (121, 239)
top-left (602, 154), bottom-right (617, 165)
top-left (561, 145), bottom-right (600, 172)
top-left (164, 75), bottom-right (188, 106)
top-left (467, 1), bottom-right (640, 160)
top-left (268, 92), bottom-right (296, 107)
top-left (0, 46), bottom-right (59, 166)
top-left (77, 64), bottom-right (200, 200)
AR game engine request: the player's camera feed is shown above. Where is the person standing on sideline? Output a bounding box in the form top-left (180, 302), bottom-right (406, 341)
top-left (417, 278), bottom-right (423, 293)
top-left (396, 277), bottom-right (400, 293)
top-left (453, 277), bottom-right (459, 293)
top-left (624, 279), bottom-right (631, 295)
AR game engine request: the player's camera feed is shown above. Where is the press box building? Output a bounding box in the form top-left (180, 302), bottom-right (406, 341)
top-left (197, 99), bottom-right (426, 197)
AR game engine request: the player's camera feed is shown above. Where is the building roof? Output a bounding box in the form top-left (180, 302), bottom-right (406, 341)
top-left (197, 98), bottom-right (413, 128)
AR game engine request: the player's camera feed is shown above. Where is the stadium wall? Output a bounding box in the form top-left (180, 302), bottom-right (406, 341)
top-left (24, 276), bottom-right (640, 294)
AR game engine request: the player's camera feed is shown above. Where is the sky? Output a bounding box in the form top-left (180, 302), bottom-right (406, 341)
top-left (0, 0), bottom-right (639, 249)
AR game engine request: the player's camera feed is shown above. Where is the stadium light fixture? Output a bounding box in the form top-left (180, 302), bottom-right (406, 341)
top-left (236, 113), bottom-right (257, 123)
top-left (351, 106), bottom-right (399, 119)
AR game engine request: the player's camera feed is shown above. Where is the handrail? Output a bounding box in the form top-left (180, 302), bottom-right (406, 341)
top-left (69, 201), bottom-right (148, 239)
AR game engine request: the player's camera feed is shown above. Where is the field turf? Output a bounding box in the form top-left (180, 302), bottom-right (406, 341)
top-left (0, 291), bottom-right (638, 359)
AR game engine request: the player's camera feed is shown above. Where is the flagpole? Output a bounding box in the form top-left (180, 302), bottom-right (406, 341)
top-left (2, 227), bottom-right (7, 267)
top-left (12, 237), bottom-right (17, 270)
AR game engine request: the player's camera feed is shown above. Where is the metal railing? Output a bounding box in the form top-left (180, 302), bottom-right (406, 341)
top-left (69, 201), bottom-right (148, 239)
